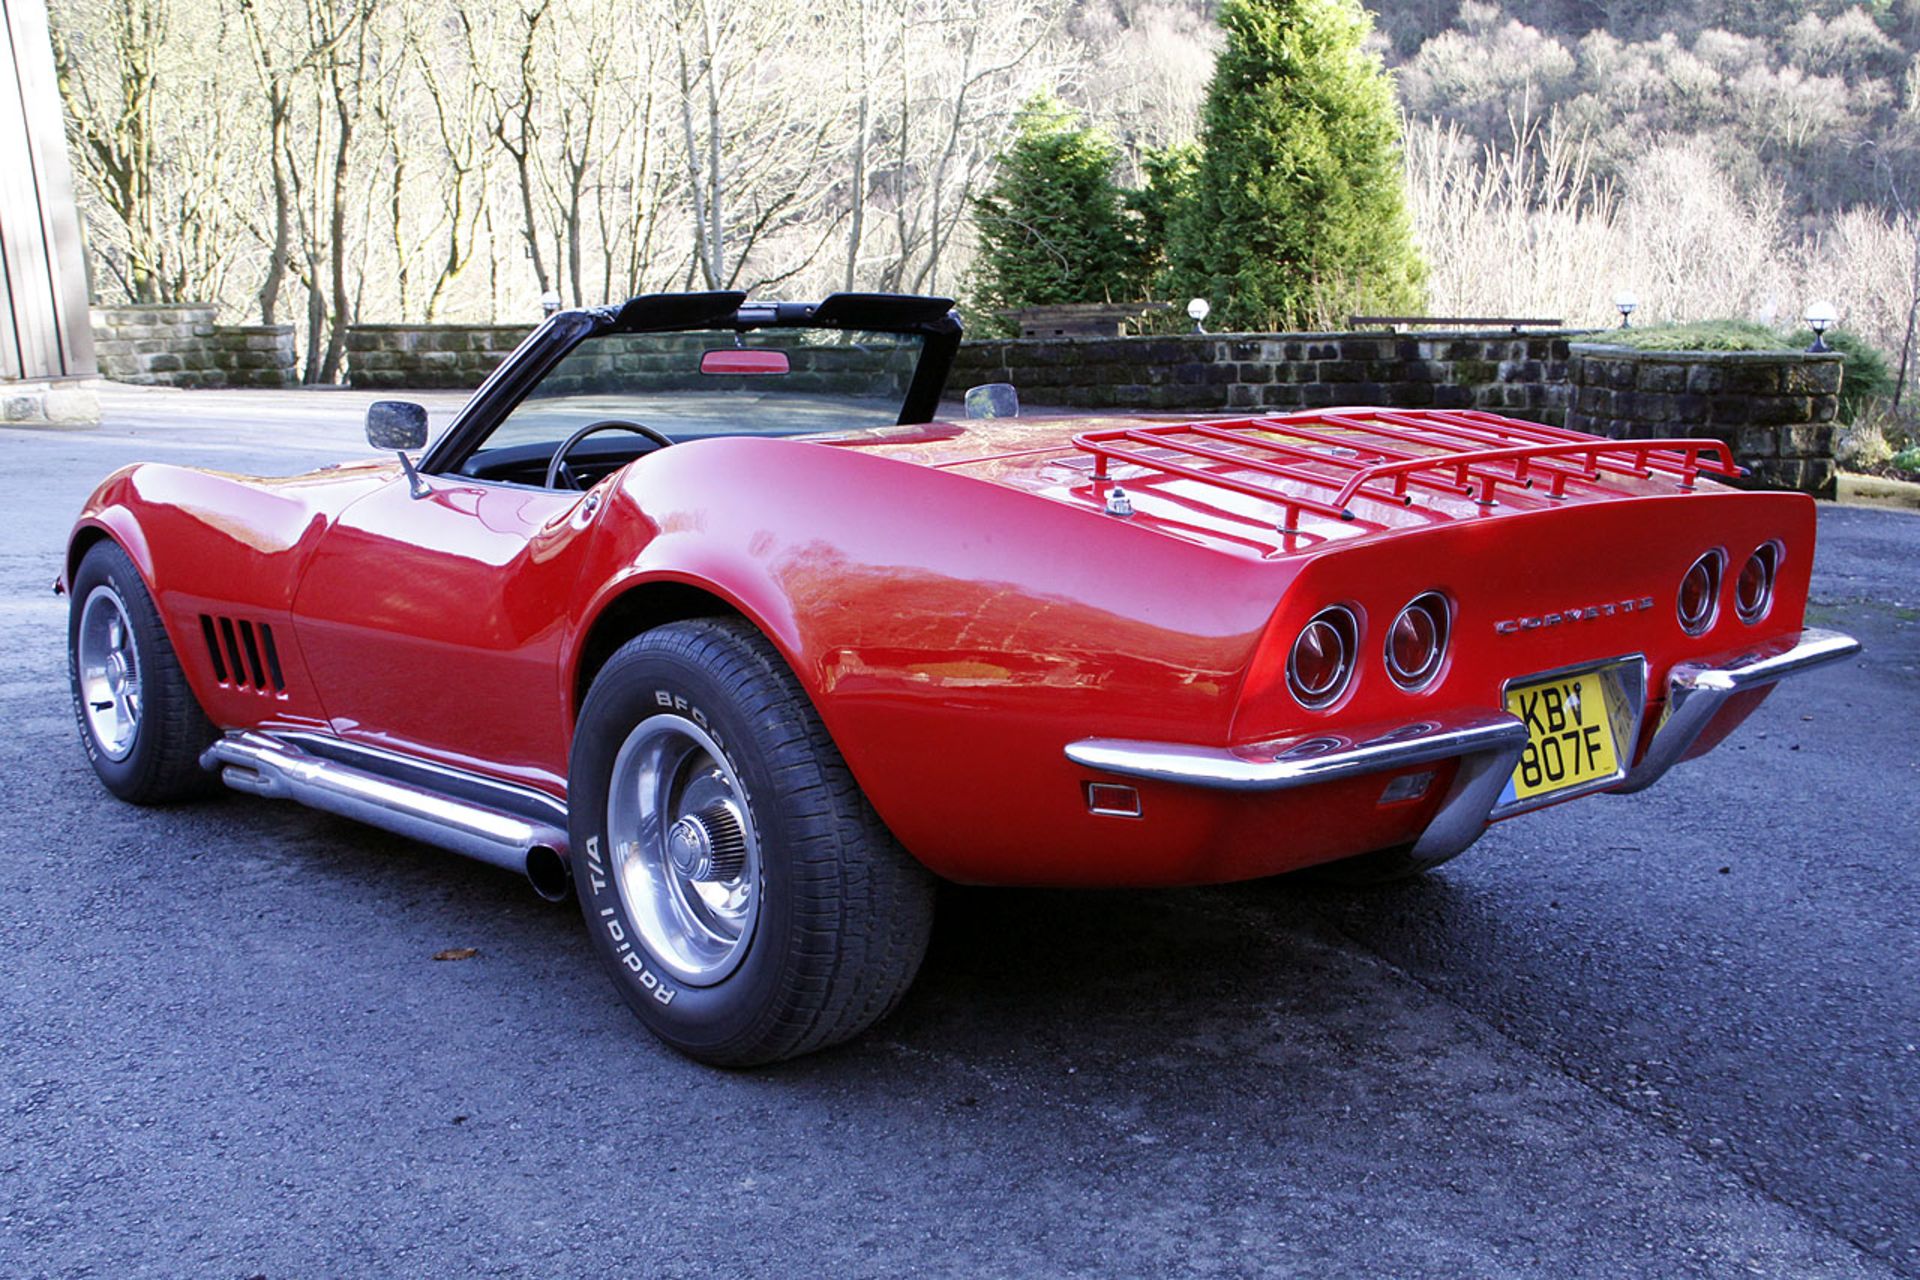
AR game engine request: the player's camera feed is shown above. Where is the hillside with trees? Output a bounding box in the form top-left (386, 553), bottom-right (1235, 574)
top-left (47, 0), bottom-right (1920, 401)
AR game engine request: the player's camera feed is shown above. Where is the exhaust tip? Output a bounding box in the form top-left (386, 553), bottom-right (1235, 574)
top-left (525, 844), bottom-right (572, 902)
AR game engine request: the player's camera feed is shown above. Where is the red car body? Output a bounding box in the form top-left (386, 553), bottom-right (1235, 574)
top-left (62, 291), bottom-right (1859, 1061)
top-left (67, 407), bottom-right (1845, 886)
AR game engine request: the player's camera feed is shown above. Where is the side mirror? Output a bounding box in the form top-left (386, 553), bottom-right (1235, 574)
top-left (366, 400), bottom-right (429, 451)
top-left (964, 383), bottom-right (1019, 420)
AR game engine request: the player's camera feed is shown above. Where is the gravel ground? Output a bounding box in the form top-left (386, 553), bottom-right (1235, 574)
top-left (1, 388), bottom-right (1914, 1278)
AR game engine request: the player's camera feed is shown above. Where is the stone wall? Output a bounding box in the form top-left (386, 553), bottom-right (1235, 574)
top-left (952, 330), bottom-right (1584, 425)
top-left (526, 331), bottom-right (916, 399)
top-left (342, 324), bottom-right (1585, 416)
top-left (954, 329), bottom-right (1840, 495)
top-left (345, 323), bottom-right (535, 390)
top-left (1567, 343), bottom-right (1841, 498)
top-left (211, 325), bottom-right (301, 387)
top-left (342, 323), bottom-right (919, 399)
top-left (328, 323), bottom-right (1841, 495)
top-left (91, 304), bottom-right (296, 388)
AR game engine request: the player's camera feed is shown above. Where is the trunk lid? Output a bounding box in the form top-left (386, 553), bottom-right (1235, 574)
top-left (818, 407), bottom-right (1746, 560)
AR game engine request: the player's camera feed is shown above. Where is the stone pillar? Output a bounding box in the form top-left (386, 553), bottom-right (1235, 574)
top-left (211, 325), bottom-right (298, 387)
top-left (90, 303), bottom-right (219, 385)
top-left (1566, 343), bottom-right (1841, 497)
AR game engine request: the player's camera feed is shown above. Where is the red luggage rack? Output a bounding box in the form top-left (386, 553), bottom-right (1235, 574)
top-left (1073, 409), bottom-right (1745, 545)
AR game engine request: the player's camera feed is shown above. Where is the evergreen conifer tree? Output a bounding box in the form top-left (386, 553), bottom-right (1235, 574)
top-left (1168, 0), bottom-right (1425, 330)
top-left (970, 96), bottom-right (1147, 323)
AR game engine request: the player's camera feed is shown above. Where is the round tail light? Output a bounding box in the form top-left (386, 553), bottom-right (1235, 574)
top-left (1288, 607), bottom-right (1357, 709)
top-left (1386, 592), bottom-right (1449, 690)
top-left (1677, 551), bottom-right (1723, 635)
top-left (1735, 543), bottom-right (1778, 623)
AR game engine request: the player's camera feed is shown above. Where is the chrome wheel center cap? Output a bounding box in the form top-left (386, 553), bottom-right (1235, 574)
top-left (664, 801), bottom-right (748, 884)
top-left (667, 815), bottom-right (715, 880)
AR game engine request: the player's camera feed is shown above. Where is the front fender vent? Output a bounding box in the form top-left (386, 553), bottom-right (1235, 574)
top-left (199, 615), bottom-right (286, 695)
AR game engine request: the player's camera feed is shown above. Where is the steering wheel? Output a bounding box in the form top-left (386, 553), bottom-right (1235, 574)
top-left (544, 419), bottom-right (676, 490)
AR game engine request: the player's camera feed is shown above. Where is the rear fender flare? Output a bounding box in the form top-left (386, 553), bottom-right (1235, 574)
top-left (559, 559), bottom-right (909, 844)
top-left (564, 559), bottom-right (811, 733)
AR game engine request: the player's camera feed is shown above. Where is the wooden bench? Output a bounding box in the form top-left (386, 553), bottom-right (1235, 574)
top-left (1349, 315), bottom-right (1565, 332)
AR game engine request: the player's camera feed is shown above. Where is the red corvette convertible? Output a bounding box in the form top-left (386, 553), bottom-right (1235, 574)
top-left (63, 291), bottom-right (1858, 1064)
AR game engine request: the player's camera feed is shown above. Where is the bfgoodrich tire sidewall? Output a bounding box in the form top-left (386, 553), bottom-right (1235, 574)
top-left (569, 641), bottom-right (806, 1059)
top-left (68, 545), bottom-right (157, 798)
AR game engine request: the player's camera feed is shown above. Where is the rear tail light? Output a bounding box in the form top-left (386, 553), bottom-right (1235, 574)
top-left (1385, 592), bottom-right (1449, 691)
top-left (1288, 606), bottom-right (1357, 709)
top-left (1677, 551), bottom-right (1724, 635)
top-left (1735, 543), bottom-right (1779, 623)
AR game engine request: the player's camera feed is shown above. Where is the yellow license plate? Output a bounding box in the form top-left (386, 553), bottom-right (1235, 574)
top-left (1505, 670), bottom-right (1622, 802)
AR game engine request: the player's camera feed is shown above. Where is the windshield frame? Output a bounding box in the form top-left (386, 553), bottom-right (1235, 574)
top-left (419, 292), bottom-right (961, 479)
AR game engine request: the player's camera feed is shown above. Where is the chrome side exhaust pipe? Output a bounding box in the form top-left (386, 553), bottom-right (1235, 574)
top-left (201, 732), bottom-right (572, 901)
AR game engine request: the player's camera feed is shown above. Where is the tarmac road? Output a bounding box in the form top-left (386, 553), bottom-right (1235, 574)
top-left (1, 388), bottom-right (1915, 1278)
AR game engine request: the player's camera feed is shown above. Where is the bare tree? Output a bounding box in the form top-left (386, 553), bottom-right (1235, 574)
top-left (486, 0), bottom-right (557, 297)
top-left (1898, 222), bottom-right (1920, 405)
top-left (669, 0), bottom-right (850, 293)
top-left (840, 0), bottom-right (883, 291)
top-left (603, 32), bottom-right (680, 299)
top-left (51, 0), bottom-right (165, 300)
top-left (872, 0), bottom-right (1072, 295)
top-left (318, 0), bottom-right (377, 380)
top-left (57, 0), bottom-right (1068, 335)
top-left (52, 0), bottom-right (255, 305)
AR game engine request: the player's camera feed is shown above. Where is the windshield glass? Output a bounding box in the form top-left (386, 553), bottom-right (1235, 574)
top-left (477, 326), bottom-right (923, 456)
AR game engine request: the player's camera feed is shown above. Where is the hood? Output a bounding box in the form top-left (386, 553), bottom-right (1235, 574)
top-left (810, 407), bottom-right (1744, 560)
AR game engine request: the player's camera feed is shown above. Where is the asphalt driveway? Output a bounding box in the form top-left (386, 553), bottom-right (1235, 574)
top-left (1, 388), bottom-right (1915, 1278)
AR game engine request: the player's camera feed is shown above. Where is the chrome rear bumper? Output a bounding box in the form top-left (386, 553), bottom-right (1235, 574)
top-left (1066, 713), bottom-right (1530, 862)
top-left (1613, 626), bottom-right (1860, 793)
top-left (1064, 626), bottom-right (1859, 861)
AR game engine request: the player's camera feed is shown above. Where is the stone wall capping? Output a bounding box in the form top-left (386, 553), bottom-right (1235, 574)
top-left (1, 376), bottom-right (103, 426)
top-left (1569, 341), bottom-right (1845, 367)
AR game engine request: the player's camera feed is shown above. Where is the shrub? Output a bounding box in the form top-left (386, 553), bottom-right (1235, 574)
top-left (1127, 143), bottom-right (1201, 296)
top-left (1602, 319), bottom-right (1783, 351)
top-left (1819, 328), bottom-right (1894, 425)
top-left (1834, 418), bottom-right (1893, 471)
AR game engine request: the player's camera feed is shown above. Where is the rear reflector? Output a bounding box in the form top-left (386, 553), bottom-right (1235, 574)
top-left (1086, 783), bottom-right (1142, 818)
top-left (1379, 771), bottom-right (1435, 804)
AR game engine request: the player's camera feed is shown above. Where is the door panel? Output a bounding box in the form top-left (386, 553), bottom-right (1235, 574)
top-left (291, 475), bottom-right (598, 797)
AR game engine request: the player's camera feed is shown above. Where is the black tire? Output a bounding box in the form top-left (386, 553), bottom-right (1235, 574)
top-left (67, 540), bottom-right (220, 804)
top-left (1295, 841), bottom-right (1456, 888)
top-left (569, 617), bottom-right (935, 1066)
